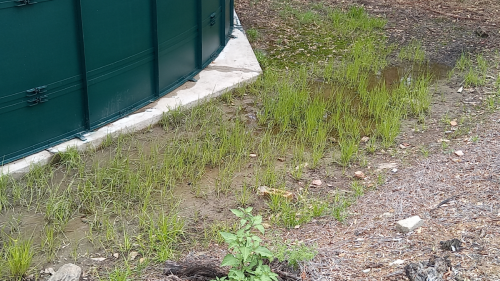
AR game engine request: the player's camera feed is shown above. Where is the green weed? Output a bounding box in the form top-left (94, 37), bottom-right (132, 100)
top-left (351, 181), bottom-right (364, 197)
top-left (339, 138), bottom-right (358, 166)
top-left (398, 40), bottom-right (426, 63)
top-left (272, 242), bottom-right (317, 269)
top-left (237, 183), bottom-right (254, 207)
top-left (246, 28), bottom-right (260, 42)
top-left (5, 238), bottom-right (34, 280)
top-left (204, 221), bottom-right (239, 245)
top-left (148, 211), bottom-right (185, 262)
top-left (56, 147), bottom-right (82, 168)
top-left (419, 146), bottom-right (430, 157)
top-left (268, 193), bottom-right (310, 228)
top-left (455, 53), bottom-right (472, 71)
top-left (331, 192), bottom-right (351, 222)
top-left (216, 208), bottom-right (278, 281)
top-left (103, 266), bottom-right (131, 281)
top-left (41, 225), bottom-right (57, 260)
top-left (0, 175), bottom-right (9, 212)
top-left (254, 49), bottom-right (269, 68)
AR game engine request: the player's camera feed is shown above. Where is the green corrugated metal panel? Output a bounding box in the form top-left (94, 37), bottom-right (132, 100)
top-left (0, 0), bottom-right (86, 163)
top-left (0, 0), bottom-right (234, 164)
top-left (225, 0), bottom-right (232, 39)
top-left (81, 0), bottom-right (156, 129)
top-left (201, 0), bottom-right (223, 66)
top-left (157, 0), bottom-right (198, 95)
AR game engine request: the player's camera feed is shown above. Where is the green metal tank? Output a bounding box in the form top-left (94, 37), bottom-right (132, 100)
top-left (0, 0), bottom-right (234, 164)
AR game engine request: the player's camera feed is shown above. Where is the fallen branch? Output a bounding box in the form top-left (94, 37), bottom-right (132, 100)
top-left (274, 269), bottom-right (301, 281)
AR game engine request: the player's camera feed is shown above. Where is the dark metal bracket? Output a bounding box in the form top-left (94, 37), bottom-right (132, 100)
top-left (26, 85), bottom-right (48, 106)
top-left (27, 95), bottom-right (48, 106)
top-left (188, 78), bottom-right (198, 82)
top-left (75, 133), bottom-right (87, 142)
top-left (26, 86), bottom-right (47, 97)
top-left (210, 12), bottom-right (216, 26)
top-left (16, 0), bottom-right (37, 7)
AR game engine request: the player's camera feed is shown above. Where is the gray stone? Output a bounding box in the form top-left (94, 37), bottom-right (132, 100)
top-left (404, 256), bottom-right (451, 281)
top-left (396, 216), bottom-right (423, 233)
top-left (47, 264), bottom-right (81, 281)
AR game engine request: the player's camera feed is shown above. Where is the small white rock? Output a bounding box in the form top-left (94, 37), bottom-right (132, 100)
top-left (47, 264), bottom-right (82, 281)
top-left (454, 150), bottom-right (464, 156)
top-left (249, 153), bottom-right (257, 158)
top-left (389, 259), bottom-right (405, 266)
top-left (380, 212), bottom-right (393, 218)
top-left (44, 268), bottom-right (56, 275)
top-left (377, 163), bottom-right (397, 170)
top-left (91, 257), bottom-right (106, 262)
top-left (391, 168), bottom-right (398, 173)
top-left (354, 171), bottom-right (365, 179)
top-left (362, 269), bottom-right (371, 273)
top-left (396, 216), bottom-right (423, 233)
top-left (457, 86), bottom-right (463, 93)
top-left (311, 179), bottom-right (322, 186)
top-left (129, 251), bottom-right (139, 261)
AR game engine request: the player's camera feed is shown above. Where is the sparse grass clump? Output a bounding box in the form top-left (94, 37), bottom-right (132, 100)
top-left (329, 6), bottom-right (387, 36)
top-left (272, 241), bottom-right (317, 269)
top-left (399, 40), bottom-right (426, 63)
top-left (0, 175), bottom-right (9, 212)
top-left (246, 28), bottom-right (260, 42)
top-left (4, 238), bottom-right (34, 281)
top-left (454, 53), bottom-right (489, 87)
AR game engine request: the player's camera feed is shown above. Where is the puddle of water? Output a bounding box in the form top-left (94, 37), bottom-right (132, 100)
top-left (311, 62), bottom-right (452, 137)
top-left (315, 62), bottom-right (452, 95)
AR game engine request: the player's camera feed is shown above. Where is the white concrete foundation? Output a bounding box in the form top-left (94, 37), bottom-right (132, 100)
top-left (1, 21), bottom-right (261, 178)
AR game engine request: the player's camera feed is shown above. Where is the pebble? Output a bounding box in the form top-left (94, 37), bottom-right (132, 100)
top-left (390, 259), bottom-right (405, 266)
top-left (396, 216), bottom-right (423, 233)
top-left (454, 150), bottom-right (464, 156)
top-left (129, 251), bottom-right (139, 261)
top-left (354, 171), bottom-right (365, 179)
top-left (43, 268), bottom-right (56, 275)
top-left (380, 212), bottom-right (393, 218)
top-left (377, 163), bottom-right (397, 170)
top-left (47, 264), bottom-right (82, 281)
top-left (311, 179), bottom-right (322, 186)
